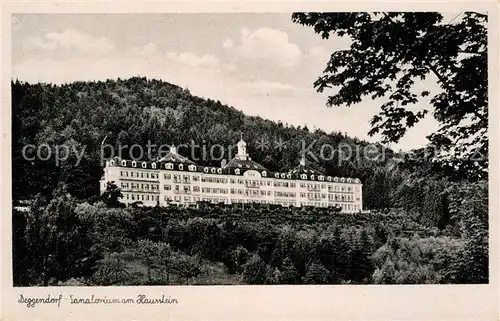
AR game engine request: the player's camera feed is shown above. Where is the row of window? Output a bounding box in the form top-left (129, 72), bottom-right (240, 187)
top-left (124, 177), bottom-right (360, 195)
top-left (124, 193), bottom-right (160, 202)
top-left (122, 182), bottom-right (160, 190)
top-left (230, 189), bottom-right (269, 196)
top-left (120, 171), bottom-right (159, 179)
top-left (164, 197), bottom-right (361, 211)
top-left (275, 191), bottom-right (297, 198)
top-left (120, 173), bottom-right (360, 193)
top-left (201, 177), bottom-right (228, 184)
top-left (202, 187), bottom-right (229, 194)
top-left (111, 160), bottom-right (361, 183)
top-left (328, 194), bottom-right (355, 202)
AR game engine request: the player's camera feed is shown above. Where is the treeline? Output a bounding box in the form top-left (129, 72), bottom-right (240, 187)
top-left (13, 180), bottom-right (487, 286)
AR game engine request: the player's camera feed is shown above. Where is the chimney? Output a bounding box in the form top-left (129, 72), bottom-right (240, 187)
top-left (221, 159), bottom-right (227, 168)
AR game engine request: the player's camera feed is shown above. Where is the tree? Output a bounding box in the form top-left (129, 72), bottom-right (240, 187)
top-left (241, 253), bottom-right (268, 284)
top-left (101, 181), bottom-right (124, 208)
top-left (279, 257), bottom-right (300, 284)
top-left (292, 12), bottom-right (487, 178)
top-left (171, 252), bottom-right (202, 285)
top-left (303, 262), bottom-right (329, 284)
top-left (135, 239), bottom-right (171, 283)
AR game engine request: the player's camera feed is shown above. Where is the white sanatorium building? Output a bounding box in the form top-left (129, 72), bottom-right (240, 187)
top-left (100, 138), bottom-right (363, 212)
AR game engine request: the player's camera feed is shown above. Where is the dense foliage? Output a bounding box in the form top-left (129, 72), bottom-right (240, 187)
top-left (12, 179), bottom-right (487, 286)
top-left (292, 12), bottom-right (488, 179)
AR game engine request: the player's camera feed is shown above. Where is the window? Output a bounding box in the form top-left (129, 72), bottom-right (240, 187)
top-left (189, 165), bottom-right (196, 171)
top-left (319, 175), bottom-right (324, 181)
top-left (132, 161), bottom-right (137, 167)
top-left (164, 184), bottom-right (171, 191)
top-left (301, 174), bottom-right (307, 180)
top-left (121, 160), bottom-right (126, 166)
top-left (262, 171), bottom-right (267, 177)
top-left (204, 168), bottom-right (209, 173)
top-left (235, 169), bottom-right (240, 175)
top-left (152, 163), bottom-right (156, 169)
top-left (165, 174), bottom-right (171, 179)
top-left (334, 177), bottom-right (339, 182)
top-left (166, 163), bottom-right (173, 169)
top-left (142, 162), bottom-right (147, 168)
top-left (193, 176), bottom-right (199, 181)
top-left (211, 168), bottom-right (216, 173)
top-left (217, 168), bottom-right (222, 174)
top-left (179, 164), bottom-right (184, 171)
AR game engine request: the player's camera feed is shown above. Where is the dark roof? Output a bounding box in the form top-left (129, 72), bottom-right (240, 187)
top-left (224, 157), bottom-right (269, 171)
top-left (288, 164), bottom-right (324, 176)
top-left (158, 151), bottom-right (197, 165)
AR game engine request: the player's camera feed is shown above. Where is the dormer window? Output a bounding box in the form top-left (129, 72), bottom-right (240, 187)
top-left (319, 175), bottom-right (324, 181)
top-left (166, 163), bottom-right (173, 170)
top-left (110, 160), bottom-right (115, 166)
top-left (132, 161), bottom-right (137, 167)
top-left (355, 178), bottom-right (360, 183)
top-left (286, 174), bottom-right (291, 179)
top-left (179, 164), bottom-right (184, 171)
top-left (211, 168), bottom-right (216, 173)
top-left (189, 165), bottom-right (196, 171)
top-left (235, 169), bottom-right (240, 175)
top-left (347, 178), bottom-right (352, 183)
top-left (334, 177), bottom-right (339, 182)
top-left (142, 162), bottom-right (147, 168)
top-left (217, 168), bottom-right (222, 174)
top-left (310, 175), bottom-right (315, 180)
top-left (341, 178), bottom-right (345, 183)
top-left (262, 171), bottom-right (267, 177)
top-left (204, 167), bottom-right (209, 173)
top-left (152, 163), bottom-right (157, 169)
top-left (301, 174), bottom-right (307, 180)
top-left (275, 173), bottom-right (279, 178)
top-left (121, 160), bottom-right (126, 166)
top-left (281, 173), bottom-right (285, 179)
top-left (327, 176), bottom-right (332, 182)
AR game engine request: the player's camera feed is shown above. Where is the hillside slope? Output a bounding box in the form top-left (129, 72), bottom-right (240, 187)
top-left (12, 77), bottom-right (399, 208)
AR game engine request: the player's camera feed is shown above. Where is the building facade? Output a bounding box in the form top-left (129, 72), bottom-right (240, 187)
top-left (100, 138), bottom-right (363, 212)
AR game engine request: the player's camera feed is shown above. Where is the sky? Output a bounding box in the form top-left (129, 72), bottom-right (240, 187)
top-left (11, 13), bottom-right (447, 151)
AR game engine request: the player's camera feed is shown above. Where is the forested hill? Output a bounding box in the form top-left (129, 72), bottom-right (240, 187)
top-left (13, 76), bottom-right (403, 209)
